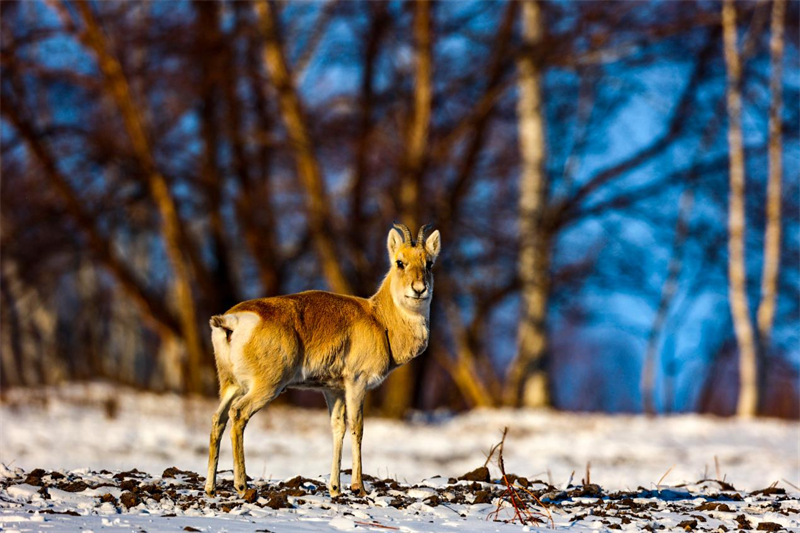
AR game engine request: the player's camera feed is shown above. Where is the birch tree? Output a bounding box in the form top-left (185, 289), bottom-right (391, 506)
top-left (756, 0), bottom-right (786, 356)
top-left (506, 0), bottom-right (551, 408)
top-left (722, 0), bottom-right (758, 417)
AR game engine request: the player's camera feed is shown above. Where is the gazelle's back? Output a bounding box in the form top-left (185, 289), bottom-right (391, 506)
top-left (219, 291), bottom-right (386, 391)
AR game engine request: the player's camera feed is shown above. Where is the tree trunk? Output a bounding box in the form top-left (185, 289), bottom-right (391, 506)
top-left (506, 0), bottom-right (550, 408)
top-left (722, 0), bottom-right (758, 418)
top-left (257, 0), bottom-right (352, 295)
top-left (756, 0), bottom-right (785, 353)
top-left (351, 2), bottom-right (389, 288)
top-left (398, 0), bottom-right (432, 232)
top-left (195, 0), bottom-right (238, 312)
top-left (73, 0), bottom-right (207, 394)
top-left (382, 0), bottom-right (433, 419)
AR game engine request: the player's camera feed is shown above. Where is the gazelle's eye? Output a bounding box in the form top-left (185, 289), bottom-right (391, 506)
top-left (396, 260), bottom-right (404, 269)
top-left (426, 261), bottom-right (433, 270)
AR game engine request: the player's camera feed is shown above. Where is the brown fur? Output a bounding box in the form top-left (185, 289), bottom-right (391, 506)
top-left (204, 225), bottom-right (441, 498)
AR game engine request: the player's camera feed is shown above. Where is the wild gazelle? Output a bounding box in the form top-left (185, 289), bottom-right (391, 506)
top-left (205, 223), bottom-right (441, 498)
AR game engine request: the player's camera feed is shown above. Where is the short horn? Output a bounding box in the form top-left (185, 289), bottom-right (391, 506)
top-left (393, 222), bottom-right (412, 244)
top-left (416, 224), bottom-right (432, 247)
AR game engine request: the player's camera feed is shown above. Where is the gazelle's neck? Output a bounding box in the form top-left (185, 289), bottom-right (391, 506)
top-left (371, 276), bottom-right (430, 366)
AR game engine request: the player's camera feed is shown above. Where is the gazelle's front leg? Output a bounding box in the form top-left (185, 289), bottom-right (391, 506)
top-left (324, 390), bottom-right (346, 497)
top-left (344, 381), bottom-right (367, 496)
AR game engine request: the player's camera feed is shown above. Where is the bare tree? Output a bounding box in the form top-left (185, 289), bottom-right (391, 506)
top-left (506, 0), bottom-right (550, 408)
top-left (722, 0), bottom-right (758, 418)
top-left (384, 0), bottom-right (434, 419)
top-left (2, 1), bottom-right (795, 416)
top-left (257, 0), bottom-right (353, 296)
top-left (756, 0), bottom-right (786, 354)
top-left (64, 0), bottom-right (207, 393)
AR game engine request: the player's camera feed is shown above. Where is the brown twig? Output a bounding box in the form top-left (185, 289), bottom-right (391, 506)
top-left (781, 478), bottom-right (800, 492)
top-left (485, 427), bottom-right (553, 528)
top-left (483, 441), bottom-right (501, 468)
top-left (516, 483), bottom-right (555, 528)
top-left (657, 464), bottom-right (675, 487)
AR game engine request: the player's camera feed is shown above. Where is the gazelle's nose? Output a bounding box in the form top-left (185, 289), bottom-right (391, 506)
top-left (412, 281), bottom-right (427, 296)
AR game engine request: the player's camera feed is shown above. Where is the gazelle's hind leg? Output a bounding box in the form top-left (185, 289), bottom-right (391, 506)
top-left (205, 385), bottom-right (241, 496)
top-left (324, 390), bottom-right (346, 496)
top-left (345, 381), bottom-right (367, 496)
top-left (230, 383), bottom-right (282, 496)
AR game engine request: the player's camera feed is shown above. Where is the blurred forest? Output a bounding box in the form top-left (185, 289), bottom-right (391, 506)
top-left (1, 0), bottom-right (798, 418)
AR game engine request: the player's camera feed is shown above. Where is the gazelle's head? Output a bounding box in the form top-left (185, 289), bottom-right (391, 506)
top-left (386, 223), bottom-right (441, 313)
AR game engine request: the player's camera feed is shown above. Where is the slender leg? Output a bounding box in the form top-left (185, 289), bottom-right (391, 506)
top-left (230, 385), bottom-right (278, 496)
top-left (345, 381), bottom-right (367, 496)
top-left (205, 386), bottom-right (240, 496)
top-left (324, 390), bottom-right (346, 497)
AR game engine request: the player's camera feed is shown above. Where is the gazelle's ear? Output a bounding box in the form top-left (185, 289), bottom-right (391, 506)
top-left (387, 227), bottom-right (403, 259)
top-left (425, 230), bottom-right (441, 261)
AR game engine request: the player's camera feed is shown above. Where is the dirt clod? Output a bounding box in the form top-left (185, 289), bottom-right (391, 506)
top-left (266, 493), bottom-right (291, 509)
top-left (162, 466), bottom-right (186, 478)
top-left (23, 469), bottom-right (45, 486)
top-left (113, 469), bottom-right (143, 480)
top-left (120, 479), bottom-right (139, 492)
top-left (697, 502), bottom-right (732, 512)
top-left (473, 490), bottom-right (492, 504)
top-left (120, 491), bottom-right (141, 509)
top-left (735, 514), bottom-right (752, 530)
top-left (59, 481), bottom-right (89, 493)
top-left (756, 523), bottom-right (784, 531)
top-left (458, 466), bottom-right (490, 483)
top-left (424, 495), bottom-right (441, 507)
top-left (753, 487), bottom-right (786, 497)
top-left (243, 488), bottom-right (258, 503)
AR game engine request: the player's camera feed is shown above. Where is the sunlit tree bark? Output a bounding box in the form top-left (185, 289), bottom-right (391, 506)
top-left (722, 0), bottom-right (758, 418)
top-left (383, 0), bottom-right (434, 419)
top-left (756, 0), bottom-right (785, 353)
top-left (351, 2), bottom-right (389, 288)
top-left (506, 0), bottom-right (551, 408)
top-left (398, 0), bottom-right (432, 232)
top-left (230, 3), bottom-right (282, 297)
top-left (70, 0), bottom-right (207, 393)
top-left (257, 0), bottom-right (353, 295)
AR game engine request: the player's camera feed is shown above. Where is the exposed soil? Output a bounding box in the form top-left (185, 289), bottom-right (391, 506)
top-left (0, 466), bottom-right (797, 531)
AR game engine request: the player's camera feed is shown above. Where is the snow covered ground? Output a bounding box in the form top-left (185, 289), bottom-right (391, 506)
top-left (0, 383), bottom-right (798, 532)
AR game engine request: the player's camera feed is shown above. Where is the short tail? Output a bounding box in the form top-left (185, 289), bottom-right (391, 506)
top-left (210, 314), bottom-right (238, 343)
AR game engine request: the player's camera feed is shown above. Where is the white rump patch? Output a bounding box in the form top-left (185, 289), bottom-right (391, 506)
top-left (227, 312), bottom-right (261, 385)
